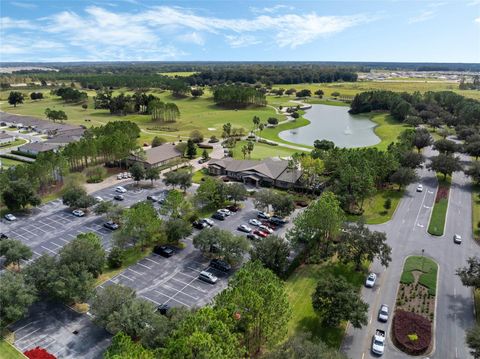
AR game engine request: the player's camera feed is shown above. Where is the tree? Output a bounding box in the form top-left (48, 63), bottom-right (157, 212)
top-left (44, 108), bottom-right (68, 122)
top-left (399, 151), bottom-right (424, 169)
top-left (466, 161), bottom-right (480, 185)
top-left (0, 271), bottom-right (36, 329)
top-left (384, 198), bottom-right (392, 211)
top-left (130, 162), bottom-right (146, 184)
top-left (104, 332), bottom-right (156, 359)
top-left (91, 284), bottom-right (136, 329)
top-left (412, 128), bottom-right (433, 153)
top-left (405, 115), bottom-right (423, 127)
top-left (8, 91), bottom-right (24, 107)
top-left (428, 153), bottom-right (462, 180)
top-left (263, 332), bottom-right (347, 359)
top-left (313, 139), bottom-right (335, 151)
top-left (151, 136), bottom-right (166, 147)
top-left (163, 307), bottom-right (244, 359)
top-left (391, 100), bottom-right (411, 121)
top-left (145, 166), bottom-right (160, 185)
top-left (390, 166), bottom-right (419, 191)
top-left (0, 239), bottom-right (33, 268)
top-left (186, 139), bottom-right (197, 159)
top-left (312, 274), bottom-right (368, 328)
top-left (30, 92), bottom-right (44, 100)
top-left (331, 91), bottom-right (340, 98)
top-left (195, 177), bottom-right (227, 209)
top-left (163, 170), bottom-right (192, 192)
top-left (267, 117), bottom-right (279, 125)
top-left (457, 257), bottom-right (480, 289)
top-left (94, 200), bottom-right (123, 222)
top-left (252, 115), bottom-right (261, 131)
top-left (214, 261), bottom-right (291, 356)
top-left (337, 222), bottom-right (392, 271)
top-left (190, 88), bottom-right (204, 98)
top-left (466, 325), bottom-right (480, 359)
top-left (116, 202), bottom-right (163, 249)
top-left (287, 191), bottom-right (344, 258)
top-left (190, 130), bottom-right (204, 144)
top-left (466, 142), bottom-right (480, 160)
top-left (2, 179), bottom-right (41, 211)
top-left (62, 184), bottom-right (94, 209)
top-left (107, 246), bottom-right (124, 268)
top-left (314, 89), bottom-right (324, 98)
top-left (193, 227), bottom-right (248, 264)
top-left (250, 235), bottom-right (291, 276)
top-left (58, 233), bottom-right (105, 278)
top-left (201, 149), bottom-right (210, 161)
top-left (225, 183), bottom-right (247, 204)
top-left (164, 218), bottom-right (192, 243)
top-left (161, 190), bottom-right (186, 218)
top-left (433, 139), bottom-right (458, 154)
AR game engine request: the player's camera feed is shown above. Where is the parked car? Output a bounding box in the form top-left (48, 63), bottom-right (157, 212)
top-left (247, 233), bottom-right (261, 241)
top-left (253, 229), bottom-right (268, 238)
top-left (115, 186), bottom-right (127, 193)
top-left (201, 218), bottom-right (214, 227)
top-left (147, 195), bottom-right (160, 202)
top-left (103, 221), bottom-right (119, 230)
top-left (126, 172), bottom-right (132, 178)
top-left (237, 224), bottom-right (252, 233)
top-left (249, 218), bottom-right (262, 227)
top-left (261, 221), bottom-right (276, 230)
top-left (114, 194), bottom-right (124, 201)
top-left (226, 204), bottom-right (240, 212)
top-left (0, 233), bottom-right (8, 240)
top-left (416, 184), bottom-right (423, 192)
top-left (210, 259), bottom-right (231, 272)
top-left (371, 329), bottom-right (386, 355)
top-left (198, 270), bottom-right (218, 284)
top-left (72, 209), bottom-right (85, 217)
top-left (4, 214), bottom-right (17, 221)
top-left (259, 225), bottom-right (273, 234)
top-left (117, 174), bottom-right (123, 180)
top-left (217, 208), bottom-right (232, 216)
top-left (156, 303), bottom-right (170, 315)
top-left (257, 211), bottom-right (270, 219)
top-left (193, 220), bottom-right (208, 229)
top-left (365, 273), bottom-right (377, 288)
top-left (94, 196), bottom-right (104, 202)
top-left (212, 212), bottom-right (226, 221)
top-left (378, 304), bottom-right (389, 322)
top-left (122, 172), bottom-right (129, 179)
top-left (154, 245), bottom-right (176, 257)
top-left (269, 217), bottom-right (286, 226)
top-left (453, 234), bottom-right (462, 244)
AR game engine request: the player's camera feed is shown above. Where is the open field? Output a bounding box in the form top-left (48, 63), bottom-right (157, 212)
top-left (285, 261), bottom-right (364, 348)
top-left (232, 140), bottom-right (305, 160)
top-left (158, 71), bottom-right (198, 77)
top-left (0, 157), bottom-right (26, 169)
top-left (347, 187), bottom-right (404, 224)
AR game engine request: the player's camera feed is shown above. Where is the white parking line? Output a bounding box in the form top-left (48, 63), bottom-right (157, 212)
top-left (137, 262), bottom-right (152, 270)
top-left (119, 274), bottom-right (134, 281)
top-left (50, 242), bottom-right (62, 248)
top-left (128, 268), bottom-right (144, 276)
top-left (38, 221), bottom-right (56, 230)
top-left (186, 266), bottom-right (204, 273)
top-left (144, 257), bottom-right (159, 265)
top-left (33, 226), bottom-right (47, 234)
top-left (177, 271), bottom-right (198, 279)
top-left (170, 277), bottom-right (207, 293)
top-left (151, 291), bottom-right (191, 307)
top-left (158, 285), bottom-right (199, 300)
top-left (14, 322), bottom-right (33, 332)
top-left (57, 238), bottom-right (69, 243)
top-left (15, 328), bottom-right (41, 342)
top-left (33, 251), bottom-right (41, 256)
top-left (40, 246), bottom-right (56, 254)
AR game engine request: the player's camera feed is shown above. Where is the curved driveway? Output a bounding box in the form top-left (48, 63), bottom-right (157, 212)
top-left (342, 147), bottom-right (477, 359)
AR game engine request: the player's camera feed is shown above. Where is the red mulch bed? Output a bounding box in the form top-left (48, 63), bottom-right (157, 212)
top-left (24, 347), bottom-right (56, 359)
top-left (435, 185), bottom-right (449, 203)
top-left (392, 309), bottom-right (431, 355)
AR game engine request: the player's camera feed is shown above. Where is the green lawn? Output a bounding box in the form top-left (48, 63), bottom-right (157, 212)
top-left (473, 184), bottom-right (480, 241)
top-left (285, 261), bottom-right (365, 348)
top-left (0, 339), bottom-right (24, 359)
top-left (347, 187), bottom-right (404, 224)
top-left (368, 113), bottom-right (408, 151)
top-left (232, 140), bottom-right (306, 160)
top-left (400, 256), bottom-right (438, 295)
top-left (428, 174), bottom-right (451, 236)
top-left (260, 112), bottom-right (314, 149)
top-left (0, 157), bottom-right (26, 169)
top-left (0, 138), bottom-right (27, 148)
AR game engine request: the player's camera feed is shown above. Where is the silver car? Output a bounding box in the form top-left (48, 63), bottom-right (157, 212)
top-left (378, 304), bottom-right (389, 322)
top-left (365, 273), bottom-right (377, 288)
top-left (453, 234), bottom-right (462, 244)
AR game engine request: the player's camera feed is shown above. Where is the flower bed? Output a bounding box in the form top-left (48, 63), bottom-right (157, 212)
top-left (392, 310), bottom-right (431, 355)
top-left (24, 347), bottom-right (56, 359)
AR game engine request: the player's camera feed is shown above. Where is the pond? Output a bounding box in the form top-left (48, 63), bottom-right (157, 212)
top-left (278, 104), bottom-right (380, 148)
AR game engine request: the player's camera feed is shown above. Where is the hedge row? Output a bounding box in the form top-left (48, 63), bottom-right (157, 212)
top-left (10, 150), bottom-right (38, 159)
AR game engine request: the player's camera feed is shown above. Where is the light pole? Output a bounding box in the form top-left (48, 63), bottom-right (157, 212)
top-left (421, 249), bottom-right (425, 271)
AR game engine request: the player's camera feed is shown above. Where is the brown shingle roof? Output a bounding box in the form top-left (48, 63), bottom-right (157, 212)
top-left (19, 142), bottom-right (58, 153)
top-left (0, 132), bottom-right (15, 140)
top-left (130, 144), bottom-right (182, 165)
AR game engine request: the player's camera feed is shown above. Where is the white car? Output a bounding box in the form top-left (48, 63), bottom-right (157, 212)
top-left (257, 211), bottom-right (270, 219)
top-left (378, 304), bottom-right (389, 322)
top-left (72, 209), bottom-right (85, 217)
top-left (237, 224), bottom-right (252, 233)
top-left (115, 186), bottom-right (127, 193)
top-left (218, 208), bottom-right (232, 216)
top-left (365, 273), bottom-right (377, 288)
top-left (4, 213), bottom-right (17, 221)
top-left (122, 172), bottom-right (129, 179)
top-left (202, 218), bottom-right (214, 227)
top-left (259, 225), bottom-right (273, 234)
top-left (249, 219), bottom-right (262, 227)
top-left (198, 270), bottom-right (218, 284)
top-left (117, 174), bottom-right (123, 180)
top-left (94, 196), bottom-right (103, 202)
top-left (371, 329), bottom-right (386, 355)
top-left (453, 234), bottom-right (462, 244)
top-left (416, 184), bottom-right (423, 192)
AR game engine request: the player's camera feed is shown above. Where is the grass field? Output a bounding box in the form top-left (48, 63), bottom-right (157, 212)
top-left (0, 340), bottom-right (23, 359)
top-left (347, 187), bottom-right (404, 224)
top-left (232, 140), bottom-right (305, 160)
top-left (428, 174), bottom-right (451, 236)
top-left (0, 138), bottom-right (27, 148)
top-left (368, 113), bottom-right (408, 151)
top-left (158, 71), bottom-right (198, 77)
top-left (473, 184), bottom-right (480, 241)
top-left (0, 157), bottom-right (26, 169)
top-left (400, 256), bottom-right (438, 295)
top-left (285, 261), bottom-right (365, 348)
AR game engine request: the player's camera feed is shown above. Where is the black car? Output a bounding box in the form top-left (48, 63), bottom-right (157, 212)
top-left (154, 245), bottom-right (175, 257)
top-left (156, 303), bottom-right (170, 315)
top-left (103, 221), bottom-right (119, 230)
top-left (0, 233), bottom-right (8, 240)
top-left (226, 204), bottom-right (240, 212)
top-left (193, 220), bottom-right (207, 229)
top-left (114, 194), bottom-right (124, 201)
top-left (210, 258), bottom-right (231, 273)
top-left (269, 216), bottom-right (287, 226)
top-left (147, 195), bottom-right (159, 202)
top-left (247, 233), bottom-right (260, 241)
top-left (212, 212), bottom-right (226, 221)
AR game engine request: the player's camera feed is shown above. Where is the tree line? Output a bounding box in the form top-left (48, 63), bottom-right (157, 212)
top-left (213, 85), bottom-right (267, 107)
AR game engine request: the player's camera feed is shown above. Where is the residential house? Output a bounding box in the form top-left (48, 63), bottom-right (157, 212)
top-left (0, 132), bottom-right (15, 145)
top-left (17, 142), bottom-right (58, 155)
top-left (128, 143), bottom-right (183, 169)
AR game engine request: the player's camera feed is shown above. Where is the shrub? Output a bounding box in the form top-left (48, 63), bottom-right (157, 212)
top-left (435, 185), bottom-right (449, 203)
top-left (392, 310), bottom-right (431, 355)
top-left (151, 136), bottom-right (167, 148)
top-left (267, 117), bottom-right (279, 125)
top-left (107, 247), bottom-right (124, 269)
top-left (190, 130), bottom-right (204, 144)
top-left (85, 166), bottom-right (107, 183)
top-left (209, 135), bottom-right (219, 143)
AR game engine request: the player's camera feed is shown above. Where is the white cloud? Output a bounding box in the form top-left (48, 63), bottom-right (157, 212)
top-left (250, 5), bottom-right (294, 14)
top-left (0, 16), bottom-right (36, 29)
top-left (177, 32), bottom-right (205, 45)
top-left (225, 35), bottom-right (261, 48)
top-left (475, 16), bottom-right (480, 23)
top-left (10, 2), bottom-right (37, 9)
top-left (408, 10), bottom-right (435, 23)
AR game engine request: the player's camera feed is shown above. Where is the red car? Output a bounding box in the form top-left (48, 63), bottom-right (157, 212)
top-left (253, 229), bottom-right (268, 238)
top-left (261, 221), bottom-right (276, 230)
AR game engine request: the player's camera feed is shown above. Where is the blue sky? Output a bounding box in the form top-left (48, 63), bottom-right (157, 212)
top-left (1, 0), bottom-right (479, 63)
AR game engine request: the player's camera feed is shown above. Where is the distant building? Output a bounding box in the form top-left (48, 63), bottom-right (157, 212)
top-left (208, 157), bottom-right (303, 189)
top-left (0, 132), bottom-right (15, 145)
top-left (128, 143), bottom-right (183, 168)
top-left (18, 142), bottom-right (58, 155)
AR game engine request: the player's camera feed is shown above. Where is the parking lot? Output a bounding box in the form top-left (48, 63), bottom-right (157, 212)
top-left (9, 302), bottom-right (110, 359)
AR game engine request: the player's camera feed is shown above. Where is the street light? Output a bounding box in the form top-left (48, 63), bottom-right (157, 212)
top-left (421, 249), bottom-right (425, 271)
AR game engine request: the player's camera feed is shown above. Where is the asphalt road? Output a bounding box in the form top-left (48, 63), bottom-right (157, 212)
top-left (341, 147), bottom-right (477, 359)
